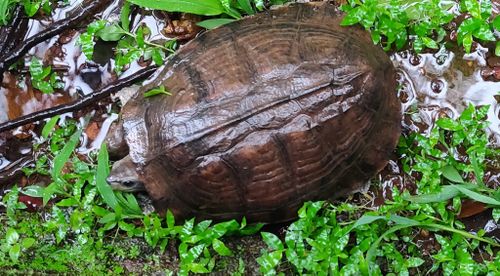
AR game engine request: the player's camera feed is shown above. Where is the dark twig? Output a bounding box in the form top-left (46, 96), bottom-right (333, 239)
top-left (0, 0), bottom-right (113, 79)
top-left (0, 5), bottom-right (29, 56)
top-left (0, 66), bottom-right (158, 133)
top-left (0, 156), bottom-right (33, 185)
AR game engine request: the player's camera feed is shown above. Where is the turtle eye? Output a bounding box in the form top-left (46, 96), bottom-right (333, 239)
top-left (122, 181), bottom-right (138, 188)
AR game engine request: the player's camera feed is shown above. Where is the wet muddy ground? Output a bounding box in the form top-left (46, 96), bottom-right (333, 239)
top-left (0, 0), bottom-right (499, 274)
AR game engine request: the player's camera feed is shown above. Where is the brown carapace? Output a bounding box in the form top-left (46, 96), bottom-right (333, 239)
top-left (106, 2), bottom-right (401, 223)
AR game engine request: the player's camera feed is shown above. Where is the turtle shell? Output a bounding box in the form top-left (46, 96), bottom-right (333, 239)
top-left (111, 2), bottom-right (401, 223)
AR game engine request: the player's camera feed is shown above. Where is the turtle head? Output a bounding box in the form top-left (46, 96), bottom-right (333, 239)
top-left (107, 155), bottom-right (146, 192)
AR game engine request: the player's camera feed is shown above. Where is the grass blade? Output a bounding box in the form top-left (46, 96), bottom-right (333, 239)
top-left (52, 128), bottom-right (82, 178)
top-left (126, 0), bottom-right (224, 16)
top-left (96, 144), bottom-right (117, 210)
top-left (453, 185), bottom-right (500, 206)
top-left (197, 18), bottom-right (236, 29)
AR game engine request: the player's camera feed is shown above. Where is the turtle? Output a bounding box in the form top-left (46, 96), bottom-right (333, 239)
top-left (105, 2), bottom-right (402, 223)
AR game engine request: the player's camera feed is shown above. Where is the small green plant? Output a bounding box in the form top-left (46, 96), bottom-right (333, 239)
top-left (78, 2), bottom-right (177, 73)
top-left (28, 57), bottom-right (64, 94)
top-left (341, 0), bottom-right (499, 55)
top-left (0, 0), bottom-right (67, 25)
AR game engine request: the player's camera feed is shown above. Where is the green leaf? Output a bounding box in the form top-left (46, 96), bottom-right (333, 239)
top-left (21, 238), bottom-right (35, 249)
top-left (352, 214), bottom-right (385, 229)
top-left (184, 244), bottom-right (205, 263)
top-left (340, 6), bottom-right (365, 26)
top-left (442, 165), bottom-right (464, 183)
top-left (453, 185), bottom-right (500, 206)
top-left (33, 80), bottom-right (55, 94)
top-left (120, 1), bottom-right (131, 30)
top-left (261, 232), bottom-right (283, 251)
top-left (493, 15), bottom-right (500, 31)
top-left (237, 0), bottom-right (254, 15)
top-left (405, 185), bottom-right (464, 203)
top-left (97, 23), bottom-right (126, 41)
top-left (473, 23), bottom-right (495, 41)
top-left (462, 0), bottom-right (481, 18)
top-left (166, 210), bottom-right (175, 229)
top-left (96, 144), bottom-right (117, 209)
top-left (0, 0), bottom-right (9, 25)
top-left (422, 37), bottom-right (439, 49)
top-left (257, 250), bottom-right (283, 274)
top-left (496, 41), bottom-right (500, 57)
top-left (136, 25), bottom-right (145, 48)
top-left (197, 18), bottom-right (236, 29)
top-left (21, 185), bottom-right (44, 197)
top-left (9, 244), bottom-right (21, 263)
top-left (436, 118), bottom-right (462, 131)
top-left (52, 128), bottom-right (82, 178)
top-left (56, 197), bottom-right (79, 207)
top-left (42, 116), bottom-right (60, 139)
top-left (6, 228), bottom-right (19, 245)
top-left (407, 257), bottom-right (425, 268)
top-left (493, 208), bottom-right (500, 222)
top-left (29, 58), bottom-right (44, 79)
top-left (462, 33), bottom-right (473, 53)
top-left (126, 0), bottom-right (225, 16)
top-left (144, 85), bottom-right (171, 98)
top-left (212, 239), bottom-right (233, 256)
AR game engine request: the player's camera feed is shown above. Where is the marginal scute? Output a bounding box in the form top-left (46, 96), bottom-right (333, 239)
top-left (106, 2), bottom-right (402, 223)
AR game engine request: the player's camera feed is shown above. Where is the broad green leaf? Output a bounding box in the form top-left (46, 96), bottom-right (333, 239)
top-left (6, 228), bottom-right (19, 245)
top-left (120, 1), bottom-right (131, 30)
top-left (436, 118), bottom-right (462, 131)
top-left (188, 263), bottom-right (210, 273)
top-left (462, 33), bottom-right (473, 53)
top-left (212, 238), bottom-right (233, 256)
top-left (33, 80), bottom-right (54, 94)
top-left (441, 165), bottom-right (464, 183)
top-left (237, 0), bottom-right (254, 15)
top-left (422, 37), bottom-right (438, 49)
top-left (126, 0), bottom-right (225, 16)
top-left (21, 185), bottom-right (44, 197)
top-left (52, 128), bottom-right (82, 178)
top-left (462, 0), bottom-right (481, 18)
top-left (144, 85), bottom-right (171, 98)
top-left (9, 244), bottom-right (21, 263)
top-left (261, 232), bottom-right (283, 251)
top-left (352, 214), bottom-right (385, 229)
top-left (42, 116), bottom-right (60, 139)
top-left (405, 185), bottom-right (461, 203)
top-left (56, 197), bottom-right (79, 207)
top-left (96, 144), bottom-right (117, 209)
top-left (197, 18), bottom-right (236, 29)
top-left (97, 23), bottom-right (127, 41)
top-left (493, 208), bottom-right (500, 222)
top-left (453, 185), bottom-right (500, 206)
top-left (340, 6), bottom-right (364, 26)
top-left (29, 58), bottom-right (44, 79)
top-left (496, 41), bottom-right (500, 57)
top-left (389, 214), bottom-right (419, 225)
top-left (257, 250), bottom-right (283, 274)
top-left (21, 238), bottom-right (35, 249)
top-left (0, 0), bottom-right (9, 25)
top-left (473, 23), bottom-right (495, 41)
top-left (407, 257), bottom-right (425, 268)
top-left (184, 244), bottom-right (205, 263)
top-left (166, 210), bottom-right (175, 229)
